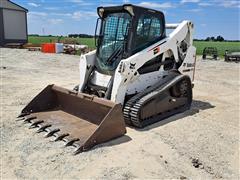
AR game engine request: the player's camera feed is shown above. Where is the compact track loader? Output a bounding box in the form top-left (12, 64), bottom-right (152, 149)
top-left (17, 4), bottom-right (196, 154)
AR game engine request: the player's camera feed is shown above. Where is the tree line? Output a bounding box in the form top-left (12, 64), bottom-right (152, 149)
top-left (194, 35), bottom-right (239, 42)
top-left (68, 34), bottom-right (94, 38)
top-left (195, 35), bottom-right (224, 42)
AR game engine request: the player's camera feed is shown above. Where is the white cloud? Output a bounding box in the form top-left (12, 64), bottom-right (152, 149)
top-left (29, 11), bottom-right (47, 17)
top-left (29, 10), bottom-right (97, 22)
top-left (123, 0), bottom-right (130, 3)
top-left (138, 2), bottom-right (175, 9)
top-left (68, 0), bottom-right (93, 6)
top-left (198, 2), bottom-right (212, 6)
top-left (50, 13), bottom-right (72, 17)
top-left (44, 7), bottom-right (60, 10)
top-left (201, 23), bottom-right (206, 27)
top-left (217, 0), bottom-right (240, 8)
top-left (197, 0), bottom-right (240, 8)
top-left (28, 2), bottom-right (41, 7)
top-left (100, 3), bottom-right (121, 6)
top-left (68, 0), bottom-right (83, 3)
top-left (28, 12), bottom-right (48, 24)
top-left (181, 0), bottom-right (200, 3)
top-left (47, 18), bottom-right (64, 25)
top-left (187, 8), bottom-right (202, 12)
top-left (72, 0), bottom-right (83, 2)
top-left (72, 11), bottom-right (97, 20)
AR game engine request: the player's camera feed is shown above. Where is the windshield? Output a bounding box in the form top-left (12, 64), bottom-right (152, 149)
top-left (96, 12), bottom-right (131, 75)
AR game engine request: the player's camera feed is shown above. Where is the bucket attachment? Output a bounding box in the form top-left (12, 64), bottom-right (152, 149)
top-left (17, 85), bottom-right (126, 154)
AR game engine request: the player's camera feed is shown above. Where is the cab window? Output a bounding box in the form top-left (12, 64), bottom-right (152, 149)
top-left (133, 14), bottom-right (162, 53)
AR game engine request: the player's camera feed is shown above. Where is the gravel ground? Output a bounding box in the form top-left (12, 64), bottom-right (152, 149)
top-left (1, 48), bottom-right (239, 179)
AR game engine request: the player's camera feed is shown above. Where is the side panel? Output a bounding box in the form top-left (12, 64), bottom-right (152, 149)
top-left (111, 70), bottom-right (127, 104)
top-left (0, 9), bottom-right (3, 46)
top-left (126, 70), bottom-right (168, 95)
top-left (178, 46), bottom-right (196, 82)
top-left (25, 10), bottom-right (28, 44)
top-left (3, 9), bottom-right (27, 40)
top-left (79, 50), bottom-right (96, 92)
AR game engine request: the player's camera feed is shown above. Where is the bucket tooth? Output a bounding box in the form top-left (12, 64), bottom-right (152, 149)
top-left (64, 138), bottom-right (79, 147)
top-left (23, 116), bottom-right (37, 123)
top-left (54, 133), bottom-right (69, 141)
top-left (17, 112), bottom-right (30, 118)
top-left (73, 147), bottom-right (83, 155)
top-left (29, 120), bottom-right (44, 129)
top-left (45, 128), bottom-right (60, 138)
top-left (16, 117), bottom-right (25, 121)
top-left (36, 124), bottom-right (52, 133)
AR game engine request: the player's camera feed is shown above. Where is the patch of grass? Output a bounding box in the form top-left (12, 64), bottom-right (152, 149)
top-left (77, 38), bottom-right (95, 49)
top-left (28, 36), bottom-right (95, 49)
top-left (28, 36), bottom-right (240, 57)
top-left (193, 41), bottom-right (240, 57)
top-left (28, 36), bottom-right (58, 44)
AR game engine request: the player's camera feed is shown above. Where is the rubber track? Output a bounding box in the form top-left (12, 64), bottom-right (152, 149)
top-left (123, 73), bottom-right (176, 125)
top-left (123, 73), bottom-right (192, 128)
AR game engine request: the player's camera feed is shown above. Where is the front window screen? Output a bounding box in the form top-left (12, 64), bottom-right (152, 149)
top-left (97, 12), bottom-right (131, 74)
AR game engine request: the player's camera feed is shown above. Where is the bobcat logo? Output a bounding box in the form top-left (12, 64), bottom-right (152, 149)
top-left (130, 63), bottom-right (136, 69)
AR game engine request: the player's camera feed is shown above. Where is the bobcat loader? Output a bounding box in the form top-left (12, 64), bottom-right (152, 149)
top-left (17, 4), bottom-right (196, 154)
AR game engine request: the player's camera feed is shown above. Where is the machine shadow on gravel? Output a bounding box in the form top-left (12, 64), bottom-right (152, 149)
top-left (133, 100), bottom-right (215, 131)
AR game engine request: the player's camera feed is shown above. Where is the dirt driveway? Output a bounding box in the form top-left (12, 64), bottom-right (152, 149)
top-left (1, 48), bottom-right (239, 179)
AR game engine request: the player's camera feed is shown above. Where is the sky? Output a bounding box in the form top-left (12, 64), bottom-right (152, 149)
top-left (14, 0), bottom-right (240, 40)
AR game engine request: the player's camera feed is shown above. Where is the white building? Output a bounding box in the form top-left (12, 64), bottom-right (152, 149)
top-left (0, 0), bottom-right (28, 46)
